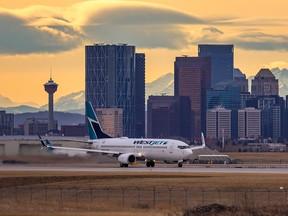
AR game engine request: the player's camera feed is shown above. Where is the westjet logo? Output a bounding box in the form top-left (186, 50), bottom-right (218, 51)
top-left (133, 140), bottom-right (168, 145)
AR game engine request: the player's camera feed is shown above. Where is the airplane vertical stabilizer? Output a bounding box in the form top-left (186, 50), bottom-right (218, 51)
top-left (86, 101), bottom-right (112, 140)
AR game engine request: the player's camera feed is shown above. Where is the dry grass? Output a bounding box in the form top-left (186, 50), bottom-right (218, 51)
top-left (1, 153), bottom-right (288, 216)
top-left (227, 152), bottom-right (288, 164)
top-left (0, 170), bottom-right (288, 216)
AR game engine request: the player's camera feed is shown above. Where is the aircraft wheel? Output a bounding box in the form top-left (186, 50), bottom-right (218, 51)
top-left (146, 161), bottom-right (150, 167)
top-left (120, 163), bottom-right (129, 168)
top-left (151, 161), bottom-right (155, 167)
top-left (178, 163), bottom-right (183, 168)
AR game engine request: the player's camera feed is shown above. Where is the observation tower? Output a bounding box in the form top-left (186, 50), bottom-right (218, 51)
top-left (44, 75), bottom-right (58, 131)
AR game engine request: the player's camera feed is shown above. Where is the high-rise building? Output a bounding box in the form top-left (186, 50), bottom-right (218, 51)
top-left (238, 108), bottom-right (261, 139)
top-left (85, 43), bottom-right (145, 137)
top-left (135, 53), bottom-right (145, 138)
top-left (251, 68), bottom-right (279, 96)
top-left (147, 96), bottom-right (178, 138)
top-left (174, 56), bottom-right (211, 138)
top-left (233, 68), bottom-right (248, 93)
top-left (206, 107), bottom-right (231, 139)
top-left (198, 44), bottom-right (234, 88)
top-left (206, 85), bottom-right (241, 109)
top-left (147, 95), bottom-right (191, 139)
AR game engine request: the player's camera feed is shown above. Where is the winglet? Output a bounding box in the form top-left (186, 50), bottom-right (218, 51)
top-left (201, 132), bottom-right (206, 147)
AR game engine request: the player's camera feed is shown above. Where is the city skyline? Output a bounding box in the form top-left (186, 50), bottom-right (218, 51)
top-left (1, 0), bottom-right (288, 106)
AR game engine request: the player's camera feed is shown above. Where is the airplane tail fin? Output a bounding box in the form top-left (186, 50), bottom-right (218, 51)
top-left (38, 133), bottom-right (53, 151)
top-left (201, 132), bottom-right (206, 147)
top-left (86, 101), bottom-right (112, 140)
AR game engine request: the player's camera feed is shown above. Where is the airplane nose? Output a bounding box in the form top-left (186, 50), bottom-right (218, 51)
top-left (184, 149), bottom-right (193, 158)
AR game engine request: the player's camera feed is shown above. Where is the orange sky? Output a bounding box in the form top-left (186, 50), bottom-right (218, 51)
top-left (0, 0), bottom-right (288, 106)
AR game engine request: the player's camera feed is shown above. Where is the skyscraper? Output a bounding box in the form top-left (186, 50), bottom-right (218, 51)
top-left (85, 43), bottom-right (145, 137)
top-left (198, 44), bottom-right (234, 88)
top-left (174, 56), bottom-right (211, 138)
top-left (233, 68), bottom-right (248, 93)
top-left (251, 68), bottom-right (279, 96)
top-left (147, 95), bottom-right (191, 139)
top-left (135, 53), bottom-right (145, 138)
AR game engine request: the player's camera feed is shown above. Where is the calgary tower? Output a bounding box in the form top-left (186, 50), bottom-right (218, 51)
top-left (44, 74), bottom-right (58, 132)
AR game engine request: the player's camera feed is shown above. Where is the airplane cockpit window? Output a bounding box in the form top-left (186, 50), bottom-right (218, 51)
top-left (177, 146), bottom-right (190, 149)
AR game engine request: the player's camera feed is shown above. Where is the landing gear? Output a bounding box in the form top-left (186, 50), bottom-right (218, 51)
top-left (146, 160), bottom-right (155, 167)
top-left (120, 163), bottom-right (128, 168)
top-left (178, 162), bottom-right (183, 168)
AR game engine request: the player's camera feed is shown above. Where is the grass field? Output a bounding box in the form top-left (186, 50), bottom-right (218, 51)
top-left (1, 152), bottom-right (288, 215)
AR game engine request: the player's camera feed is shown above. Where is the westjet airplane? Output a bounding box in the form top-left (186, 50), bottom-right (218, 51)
top-left (39, 101), bottom-right (206, 168)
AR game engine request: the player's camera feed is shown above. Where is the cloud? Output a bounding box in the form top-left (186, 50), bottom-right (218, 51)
top-left (1, 1), bottom-right (288, 54)
top-left (213, 17), bottom-right (288, 27)
top-left (188, 26), bottom-right (288, 51)
top-left (73, 1), bottom-right (202, 25)
top-left (0, 1), bottom-right (204, 54)
top-left (229, 32), bottom-right (288, 51)
top-left (0, 11), bottom-right (82, 54)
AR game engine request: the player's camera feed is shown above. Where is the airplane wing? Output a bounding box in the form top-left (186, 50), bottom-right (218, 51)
top-left (38, 134), bottom-right (119, 155)
top-left (190, 145), bottom-right (205, 150)
top-left (57, 138), bottom-right (93, 144)
top-left (44, 145), bottom-right (120, 155)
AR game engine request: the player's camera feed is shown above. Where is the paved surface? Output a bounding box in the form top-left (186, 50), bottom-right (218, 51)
top-left (0, 165), bottom-right (287, 174)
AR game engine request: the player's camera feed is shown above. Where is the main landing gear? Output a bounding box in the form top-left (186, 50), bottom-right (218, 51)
top-left (146, 160), bottom-right (155, 167)
top-left (178, 162), bottom-right (183, 167)
top-left (120, 163), bottom-right (128, 168)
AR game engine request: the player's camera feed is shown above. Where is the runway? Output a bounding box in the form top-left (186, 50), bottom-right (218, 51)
top-left (0, 165), bottom-right (288, 174)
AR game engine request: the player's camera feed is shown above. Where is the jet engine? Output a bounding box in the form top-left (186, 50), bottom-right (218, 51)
top-left (118, 153), bottom-right (136, 164)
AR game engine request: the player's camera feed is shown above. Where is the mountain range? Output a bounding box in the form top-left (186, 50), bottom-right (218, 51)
top-left (1, 68), bottom-right (288, 115)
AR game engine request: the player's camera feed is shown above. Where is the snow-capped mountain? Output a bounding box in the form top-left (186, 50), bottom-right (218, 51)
top-left (146, 73), bottom-right (174, 101)
top-left (0, 94), bottom-right (38, 108)
top-left (40, 90), bottom-right (85, 114)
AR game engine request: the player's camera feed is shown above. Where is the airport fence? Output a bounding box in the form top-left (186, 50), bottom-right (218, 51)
top-left (0, 186), bottom-right (287, 209)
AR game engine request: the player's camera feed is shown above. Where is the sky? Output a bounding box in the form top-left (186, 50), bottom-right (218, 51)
top-left (1, 0), bottom-right (288, 106)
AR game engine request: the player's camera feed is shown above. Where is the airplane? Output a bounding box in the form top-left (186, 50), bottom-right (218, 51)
top-left (39, 101), bottom-right (206, 168)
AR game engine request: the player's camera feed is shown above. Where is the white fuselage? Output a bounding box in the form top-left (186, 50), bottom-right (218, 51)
top-left (91, 137), bottom-right (192, 161)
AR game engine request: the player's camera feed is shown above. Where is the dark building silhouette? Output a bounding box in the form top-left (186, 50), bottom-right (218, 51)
top-left (85, 43), bottom-right (145, 137)
top-left (174, 56), bottom-right (211, 139)
top-left (135, 53), bottom-right (145, 138)
top-left (0, 111), bottom-right (14, 135)
top-left (147, 96), bottom-right (191, 139)
top-left (198, 44), bottom-right (234, 88)
top-left (147, 96), bottom-right (177, 138)
top-left (23, 118), bottom-right (48, 136)
top-left (61, 124), bottom-right (87, 137)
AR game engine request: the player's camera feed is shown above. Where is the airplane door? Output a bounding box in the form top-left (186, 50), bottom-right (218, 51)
top-left (169, 145), bottom-right (173, 153)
